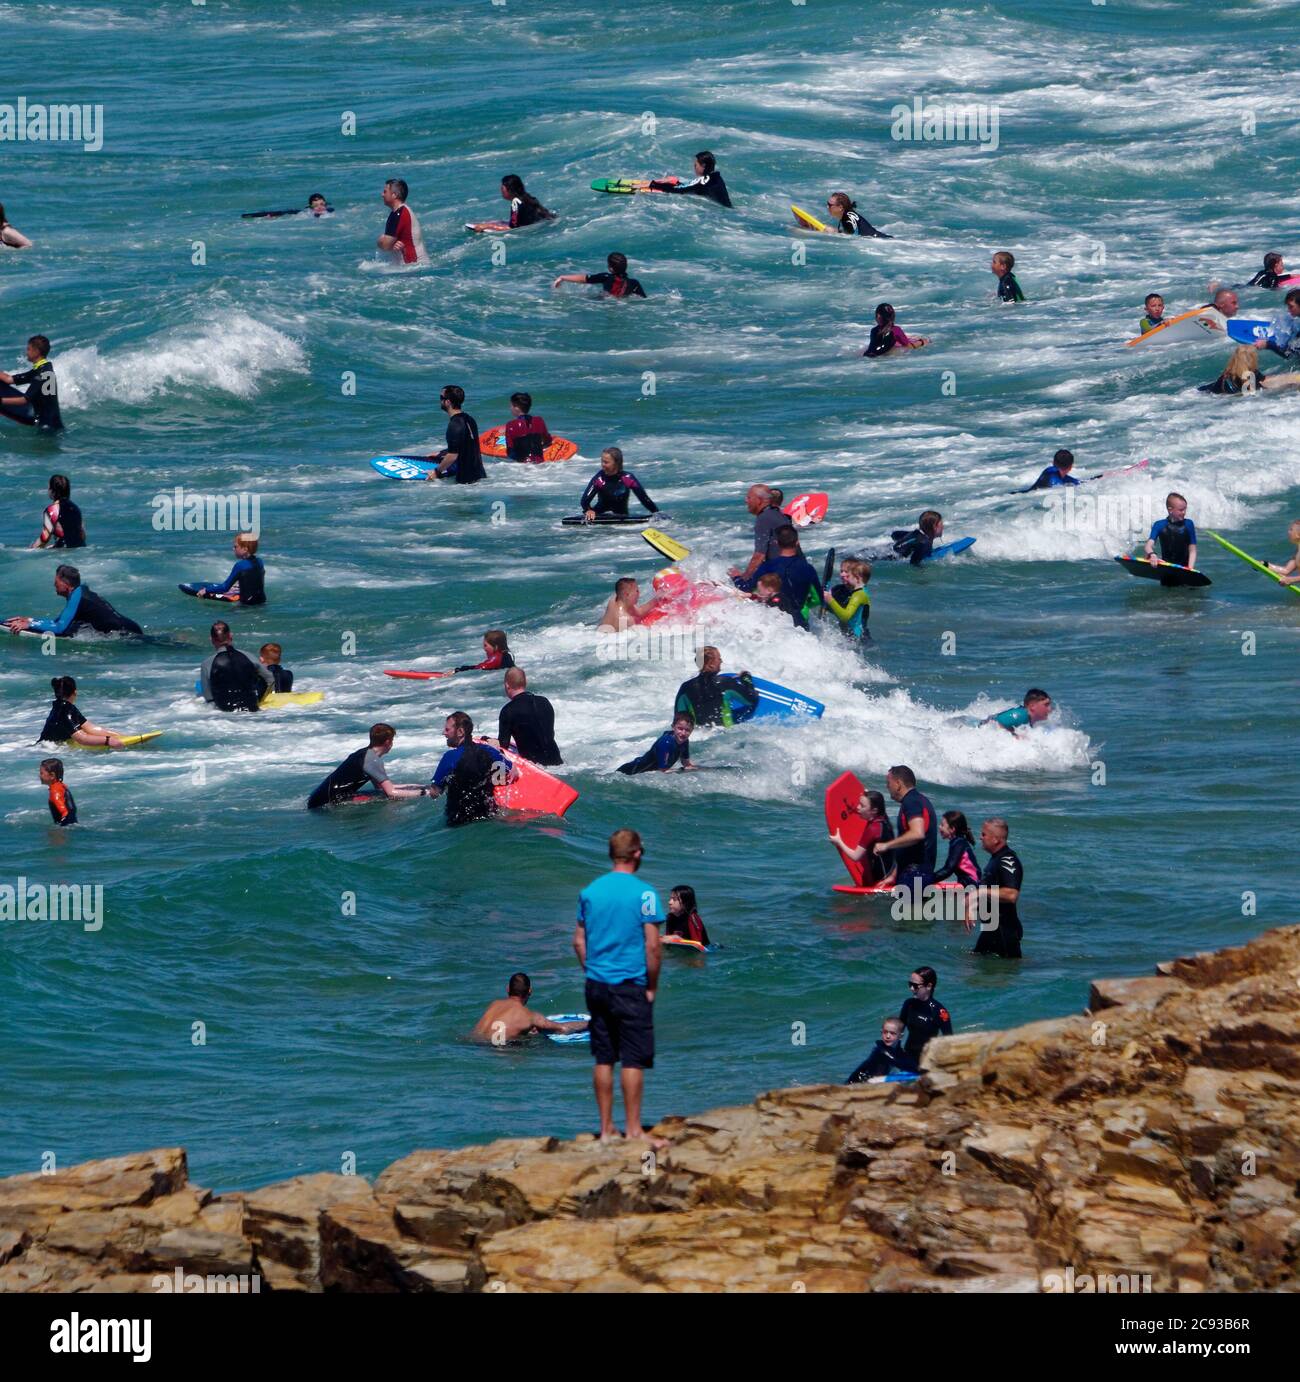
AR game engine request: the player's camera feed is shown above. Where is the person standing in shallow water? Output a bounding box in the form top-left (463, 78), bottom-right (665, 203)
top-left (967, 817), bottom-right (1024, 959)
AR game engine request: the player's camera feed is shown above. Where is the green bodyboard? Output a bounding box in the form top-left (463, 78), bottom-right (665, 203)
top-left (1206, 531), bottom-right (1300, 599)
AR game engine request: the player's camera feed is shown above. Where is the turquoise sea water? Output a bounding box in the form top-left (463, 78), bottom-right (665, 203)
top-left (2, 0), bottom-right (1297, 1191)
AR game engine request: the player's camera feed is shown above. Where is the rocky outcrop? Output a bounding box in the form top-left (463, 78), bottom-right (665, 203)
top-left (3, 925), bottom-right (1298, 1292)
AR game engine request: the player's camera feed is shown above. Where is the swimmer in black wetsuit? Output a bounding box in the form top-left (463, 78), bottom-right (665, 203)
top-left (39, 676), bottom-right (128, 749)
top-left (501, 392), bottom-right (554, 461)
top-left (33, 474), bottom-right (86, 549)
top-left (886, 510), bottom-right (943, 565)
top-left (307, 723), bottom-right (424, 809)
top-left (898, 966), bottom-right (953, 1065)
top-left (967, 816), bottom-right (1024, 959)
top-left (1240, 252), bottom-right (1287, 291)
top-left (200, 622), bottom-right (273, 712)
top-left (673, 646), bottom-right (759, 727)
top-left (931, 811), bottom-right (981, 886)
top-left (991, 251), bottom-right (1025, 303)
top-left (259, 643), bottom-right (293, 692)
top-left (427, 712), bottom-right (514, 827)
top-left (497, 667), bottom-right (562, 766)
top-left (826, 192), bottom-right (891, 238)
top-left (618, 714), bottom-right (696, 774)
top-left (581, 446), bottom-right (658, 521)
top-left (4, 564), bottom-right (142, 638)
top-left (0, 335), bottom-right (65, 430)
top-left (426, 385), bottom-right (485, 483)
top-left (554, 251), bottom-right (647, 298)
top-left (648, 150), bottom-right (732, 207)
top-left (665, 884), bottom-right (710, 945)
top-left (500, 174), bottom-right (555, 229)
top-left (846, 1017), bottom-right (917, 1083)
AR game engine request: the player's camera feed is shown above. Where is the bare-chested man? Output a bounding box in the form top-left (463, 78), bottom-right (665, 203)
top-left (472, 972), bottom-right (587, 1044)
top-left (597, 576), bottom-right (652, 631)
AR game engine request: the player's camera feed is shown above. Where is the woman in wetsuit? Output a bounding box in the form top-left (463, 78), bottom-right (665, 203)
top-left (827, 192), bottom-right (890, 238)
top-left (500, 174), bottom-right (555, 228)
top-left (39, 676), bottom-right (128, 749)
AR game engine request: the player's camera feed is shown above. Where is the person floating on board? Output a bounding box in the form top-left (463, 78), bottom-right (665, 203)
top-left (931, 811), bottom-right (981, 886)
top-left (1198, 344), bottom-right (1300, 395)
top-left (572, 827), bottom-right (666, 1147)
top-left (1211, 252), bottom-right (1290, 293)
top-left (862, 302), bottom-right (929, 357)
top-left (665, 884), bottom-right (710, 945)
top-left (500, 174), bottom-right (555, 229)
top-left (426, 385), bottom-right (485, 483)
top-left (450, 629), bottom-right (514, 674)
top-left (581, 446), bottom-right (658, 522)
top-left (1146, 492), bottom-right (1198, 576)
top-left (39, 676), bottom-right (128, 749)
top-left (984, 688), bottom-right (1054, 733)
top-left (1026, 449), bottom-right (1080, 490)
top-left (733, 523), bottom-right (823, 630)
top-left (1201, 287), bottom-right (1239, 321)
top-left (1266, 519), bottom-right (1300, 586)
top-left (729, 484), bottom-right (787, 584)
top-left (826, 192), bottom-right (891, 238)
top-left (200, 621), bottom-right (273, 711)
top-left (307, 723), bottom-right (425, 809)
top-left (0, 335), bottom-right (65, 430)
top-left (376, 177), bottom-right (427, 265)
top-left (0, 202), bottom-right (33, 249)
top-left (991, 251), bottom-right (1025, 304)
top-left (618, 713), bottom-right (696, 775)
top-left (182, 531), bottom-right (266, 604)
top-left (472, 972), bottom-right (586, 1044)
top-left (598, 577), bottom-right (654, 632)
top-left (497, 667), bottom-right (562, 766)
top-left (427, 712), bottom-right (513, 827)
top-left (873, 765), bottom-right (938, 897)
top-left (829, 787), bottom-right (895, 886)
top-left (306, 194), bottom-right (331, 216)
top-left (553, 250), bottom-right (647, 299)
top-left (1139, 293), bottom-right (1168, 334)
top-left (4, 565), bottom-right (142, 638)
top-left (33, 474), bottom-right (85, 549)
top-left (899, 967), bottom-right (952, 1065)
top-left (259, 643), bottom-right (293, 693)
top-left (824, 557), bottom-right (872, 643)
top-left (41, 757), bottom-right (77, 827)
top-left (501, 391), bottom-right (554, 461)
top-left (887, 510), bottom-right (943, 565)
top-left (649, 150), bottom-right (732, 207)
top-left (846, 1017), bottom-right (918, 1083)
top-left (967, 817), bottom-right (1024, 959)
top-left (674, 645), bottom-right (759, 727)
top-left (1259, 289), bottom-right (1300, 360)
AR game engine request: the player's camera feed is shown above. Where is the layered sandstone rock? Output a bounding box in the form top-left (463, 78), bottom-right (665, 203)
top-left (3, 925), bottom-right (1297, 1292)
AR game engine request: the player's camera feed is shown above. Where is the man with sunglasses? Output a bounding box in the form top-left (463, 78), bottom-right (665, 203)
top-left (426, 385), bottom-right (485, 483)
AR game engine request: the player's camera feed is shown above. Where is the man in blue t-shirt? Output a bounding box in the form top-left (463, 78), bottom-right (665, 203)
top-left (871, 765), bottom-right (938, 895)
top-left (573, 828), bottom-right (665, 1146)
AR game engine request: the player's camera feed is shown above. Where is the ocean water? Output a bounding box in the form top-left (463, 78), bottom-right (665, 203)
top-left (2, 0), bottom-right (1297, 1192)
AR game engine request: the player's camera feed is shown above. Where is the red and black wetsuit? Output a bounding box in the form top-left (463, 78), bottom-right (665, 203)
top-left (503, 413), bottom-right (553, 461)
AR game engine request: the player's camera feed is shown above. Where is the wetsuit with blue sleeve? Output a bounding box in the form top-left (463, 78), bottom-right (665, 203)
top-left (30, 584), bottom-right (142, 637)
top-left (618, 730), bottom-right (690, 775)
top-left (1029, 465), bottom-right (1080, 490)
top-left (1148, 516), bottom-right (1196, 566)
top-left (990, 705), bottom-right (1030, 731)
top-left (192, 556), bottom-right (266, 605)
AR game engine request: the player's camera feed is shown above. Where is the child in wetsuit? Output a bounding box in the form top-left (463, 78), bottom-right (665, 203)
top-left (502, 391), bottom-right (553, 462)
top-left (259, 643), bottom-right (293, 693)
top-left (931, 811), bottom-right (981, 886)
top-left (40, 756), bottom-right (77, 826)
top-left (184, 532), bottom-right (266, 605)
top-left (862, 303), bottom-right (928, 357)
top-left (455, 629), bottom-right (514, 674)
top-left (825, 558), bottom-right (872, 643)
top-left (618, 714), bottom-right (694, 774)
top-left (991, 251), bottom-right (1025, 303)
top-left (890, 510), bottom-right (943, 564)
top-left (553, 251), bottom-right (646, 299)
top-left (1144, 492), bottom-right (1198, 577)
top-left (665, 884), bottom-right (710, 946)
top-left (752, 573), bottom-right (783, 608)
top-left (33, 474), bottom-right (86, 549)
top-left (1139, 293), bottom-right (1168, 334)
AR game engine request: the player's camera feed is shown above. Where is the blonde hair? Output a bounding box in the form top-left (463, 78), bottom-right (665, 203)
top-left (841, 559), bottom-right (872, 585)
top-left (757, 573), bottom-right (782, 593)
top-left (235, 531), bottom-right (259, 554)
top-left (1224, 345), bottom-right (1258, 386)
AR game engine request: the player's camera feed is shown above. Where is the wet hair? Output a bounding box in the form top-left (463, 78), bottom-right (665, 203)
top-left (40, 757), bottom-right (64, 780)
top-left (51, 675), bottom-right (77, 700)
top-left (607, 251), bottom-right (629, 276)
top-left (1053, 449), bottom-right (1074, 468)
top-left (942, 811), bottom-right (974, 845)
top-left (828, 192), bottom-right (855, 213)
top-left (1166, 491), bottom-right (1188, 507)
top-left (601, 446), bottom-right (625, 470)
top-left (210, 621), bottom-right (232, 643)
top-left (874, 303), bottom-right (896, 326)
top-left (695, 151), bottom-right (717, 173)
top-left (308, 193), bottom-right (327, 206)
top-left (510, 391), bottom-right (532, 412)
top-left (260, 643), bottom-right (282, 662)
top-left (918, 510), bottom-right (942, 536)
top-left (767, 487), bottom-right (784, 508)
top-left (55, 563), bottom-right (80, 586)
top-left (29, 335), bottom-right (51, 356)
top-left (774, 523), bottom-right (800, 550)
top-left (912, 965), bottom-right (939, 990)
top-left (1285, 289), bottom-right (1300, 310)
top-left (1024, 688), bottom-right (1050, 707)
top-left (501, 174), bottom-right (552, 219)
top-left (614, 576), bottom-right (638, 598)
top-left (447, 711), bottom-right (474, 739)
top-left (1221, 347), bottom-right (1258, 387)
top-left (608, 827), bottom-right (642, 862)
top-left (235, 531), bottom-right (258, 554)
top-left (384, 178), bottom-right (409, 201)
top-left (841, 558), bottom-right (872, 585)
top-left (756, 573), bottom-right (782, 593)
top-left (504, 666), bottom-right (527, 690)
top-left (1144, 292), bottom-right (1163, 307)
top-left (994, 251), bottom-right (1015, 271)
top-left (1264, 251), bottom-right (1283, 272)
top-left (48, 474), bottom-right (72, 500)
top-left (671, 713), bottom-right (693, 730)
top-left (983, 816), bottom-right (1010, 839)
top-left (887, 764), bottom-right (917, 788)
top-left (670, 884), bottom-right (697, 914)
top-left (882, 1017), bottom-right (904, 1035)
top-left (484, 629), bottom-right (509, 651)
top-left (507, 971), bottom-right (531, 998)
top-left (440, 385), bottom-right (465, 408)
top-left (369, 722), bottom-right (396, 748)
top-left (863, 789), bottom-right (887, 817)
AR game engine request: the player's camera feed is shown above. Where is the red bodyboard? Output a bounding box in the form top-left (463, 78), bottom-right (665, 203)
top-left (825, 770), bottom-right (869, 886)
top-left (784, 492), bottom-right (830, 527)
top-left (488, 742), bottom-right (578, 818)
